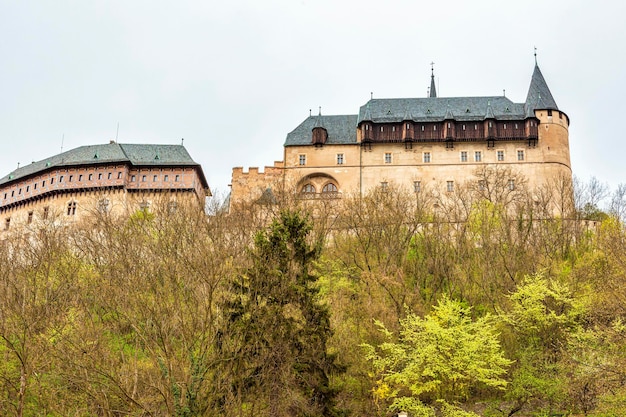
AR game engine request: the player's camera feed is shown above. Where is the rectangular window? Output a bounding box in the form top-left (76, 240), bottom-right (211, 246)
top-left (79, 174), bottom-right (83, 181)
top-left (98, 173), bottom-right (103, 180)
top-left (27, 211), bottom-right (33, 224)
top-left (26, 185), bottom-right (30, 192)
top-left (460, 151), bottom-right (468, 162)
top-left (337, 154), bottom-right (344, 165)
top-left (118, 172), bottom-right (122, 179)
top-left (4, 218), bottom-right (10, 231)
top-left (474, 151), bottom-right (482, 162)
top-left (384, 153), bottom-right (392, 164)
top-left (42, 180), bottom-right (46, 187)
top-left (69, 175), bottom-right (73, 182)
top-left (142, 175), bottom-right (147, 182)
top-left (508, 179), bottom-right (515, 190)
top-left (67, 201), bottom-right (77, 216)
top-left (89, 174), bottom-right (93, 181)
top-left (18, 188), bottom-right (22, 195)
top-left (131, 175), bottom-right (136, 182)
top-left (175, 175), bottom-right (180, 182)
top-left (153, 175), bottom-right (158, 182)
top-left (299, 154), bottom-right (306, 166)
top-left (108, 172), bottom-right (112, 180)
top-left (2, 193), bottom-right (6, 199)
top-left (164, 174), bottom-right (169, 182)
top-left (43, 206), bottom-right (49, 220)
top-left (34, 183), bottom-right (37, 190)
top-left (414, 181), bottom-right (421, 193)
top-left (517, 150), bottom-right (525, 161)
top-left (497, 150), bottom-right (504, 161)
top-left (446, 181), bottom-right (454, 192)
top-left (423, 152), bottom-right (431, 163)
top-left (60, 175), bottom-right (64, 182)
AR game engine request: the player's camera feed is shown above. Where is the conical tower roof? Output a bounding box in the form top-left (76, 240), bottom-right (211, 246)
top-left (525, 63), bottom-right (558, 117)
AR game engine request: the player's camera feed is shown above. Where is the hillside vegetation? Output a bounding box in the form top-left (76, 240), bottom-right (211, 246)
top-left (2, 172), bottom-right (626, 416)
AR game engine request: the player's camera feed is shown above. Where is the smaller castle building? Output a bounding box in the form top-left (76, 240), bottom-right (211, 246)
top-left (0, 142), bottom-right (210, 232)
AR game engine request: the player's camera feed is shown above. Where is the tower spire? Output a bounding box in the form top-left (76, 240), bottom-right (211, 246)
top-left (429, 61), bottom-right (437, 98)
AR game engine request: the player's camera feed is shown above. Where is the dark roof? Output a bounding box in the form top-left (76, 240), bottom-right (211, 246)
top-left (524, 64), bottom-right (559, 116)
top-left (357, 96), bottom-right (525, 124)
top-left (284, 63), bottom-right (559, 147)
top-left (284, 115), bottom-right (358, 146)
top-left (0, 142), bottom-right (209, 188)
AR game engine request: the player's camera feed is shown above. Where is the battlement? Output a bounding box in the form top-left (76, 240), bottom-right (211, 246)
top-left (230, 162), bottom-right (285, 206)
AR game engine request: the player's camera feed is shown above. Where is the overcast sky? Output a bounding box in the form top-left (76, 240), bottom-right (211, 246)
top-left (1, 0), bottom-right (625, 199)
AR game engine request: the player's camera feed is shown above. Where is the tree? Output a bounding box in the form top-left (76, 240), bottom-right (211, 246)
top-left (221, 210), bottom-right (343, 417)
top-left (362, 297), bottom-right (511, 416)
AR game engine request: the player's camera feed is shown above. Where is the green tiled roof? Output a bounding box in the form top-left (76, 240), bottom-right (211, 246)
top-left (0, 143), bottom-right (207, 188)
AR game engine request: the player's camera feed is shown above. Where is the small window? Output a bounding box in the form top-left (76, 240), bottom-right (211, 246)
top-left (337, 154), bottom-right (344, 165)
top-left (18, 188), bottom-right (22, 195)
top-left (108, 172), bottom-right (112, 180)
top-left (43, 207), bottom-right (49, 220)
top-left (153, 175), bottom-right (158, 182)
top-left (433, 125), bottom-right (437, 131)
top-left (322, 183), bottom-right (338, 193)
top-left (462, 124), bottom-right (466, 131)
top-left (384, 153), bottom-right (392, 164)
top-left (302, 184), bottom-right (315, 194)
top-left (299, 154), bottom-right (306, 166)
top-left (474, 151), bottom-right (482, 162)
top-left (421, 125), bottom-right (425, 131)
top-left (27, 211), bottom-right (33, 224)
top-left (423, 152), bottom-right (431, 163)
top-left (98, 198), bottom-right (110, 213)
top-left (69, 175), bottom-right (73, 182)
top-left (98, 173), bottom-right (103, 180)
top-left (4, 218), bottom-right (10, 231)
top-left (142, 175), bottom-right (147, 182)
top-left (175, 175), bottom-right (180, 182)
top-left (164, 174), bottom-right (169, 182)
top-left (117, 172), bottom-right (122, 179)
top-left (517, 150), bottom-right (525, 161)
top-left (460, 151), bottom-right (468, 162)
top-left (33, 183), bottom-right (37, 190)
top-left (60, 176), bottom-right (64, 182)
top-left (67, 201), bottom-right (77, 216)
top-left (42, 180), bottom-right (46, 187)
top-left (414, 181), bottom-right (421, 193)
top-left (406, 123), bottom-right (410, 130)
top-left (26, 185), bottom-right (30, 192)
top-left (503, 124), bottom-right (507, 130)
top-left (131, 175), bottom-right (136, 182)
top-left (508, 179), bottom-right (515, 190)
top-left (11, 191), bottom-right (14, 197)
top-left (497, 150), bottom-right (505, 161)
top-left (89, 174), bottom-right (93, 181)
top-left (51, 178), bottom-right (55, 184)
top-left (446, 181), bottom-right (454, 192)
top-left (78, 174), bottom-right (83, 181)
top-left (547, 109), bottom-right (553, 116)
top-left (380, 126), bottom-right (384, 132)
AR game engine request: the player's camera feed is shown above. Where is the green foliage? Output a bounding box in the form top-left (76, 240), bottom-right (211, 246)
top-left (363, 297), bottom-right (511, 415)
top-left (221, 210), bottom-right (343, 416)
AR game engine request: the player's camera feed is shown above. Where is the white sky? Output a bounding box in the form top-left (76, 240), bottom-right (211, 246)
top-left (1, 0), bottom-right (625, 197)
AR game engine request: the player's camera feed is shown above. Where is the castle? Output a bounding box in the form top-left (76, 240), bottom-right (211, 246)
top-left (0, 142), bottom-right (209, 233)
top-left (229, 61), bottom-right (570, 207)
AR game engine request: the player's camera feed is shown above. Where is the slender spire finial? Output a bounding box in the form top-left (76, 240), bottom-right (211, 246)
top-left (318, 106), bottom-right (322, 116)
top-left (429, 61), bottom-right (437, 98)
top-left (534, 46), bottom-right (537, 65)
top-left (370, 92), bottom-right (373, 100)
top-left (309, 109), bottom-right (312, 116)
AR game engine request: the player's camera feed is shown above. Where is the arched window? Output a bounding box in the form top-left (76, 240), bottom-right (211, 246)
top-left (301, 184), bottom-right (316, 194)
top-left (322, 183), bottom-right (338, 193)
